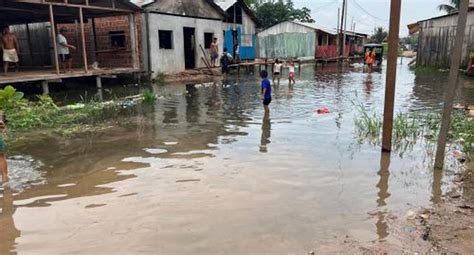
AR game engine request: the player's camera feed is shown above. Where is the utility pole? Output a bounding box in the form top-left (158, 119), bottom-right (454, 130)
top-left (339, 0), bottom-right (346, 57)
top-left (337, 8), bottom-right (340, 52)
top-left (434, 0), bottom-right (470, 169)
top-left (343, 0), bottom-right (348, 57)
top-left (381, 0), bottom-right (402, 152)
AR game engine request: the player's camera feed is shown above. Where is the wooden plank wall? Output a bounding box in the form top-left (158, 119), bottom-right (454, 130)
top-left (417, 13), bottom-right (474, 68)
top-left (9, 23), bottom-right (52, 67)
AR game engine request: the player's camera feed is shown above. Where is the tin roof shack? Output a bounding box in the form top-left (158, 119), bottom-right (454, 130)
top-left (142, 0), bottom-right (227, 75)
top-left (257, 21), bottom-right (317, 60)
top-left (215, 0), bottom-right (258, 60)
top-left (0, 0), bottom-right (142, 89)
top-left (257, 21), bottom-right (367, 60)
top-left (415, 9), bottom-right (474, 68)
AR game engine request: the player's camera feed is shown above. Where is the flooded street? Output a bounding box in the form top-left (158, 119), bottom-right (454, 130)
top-left (1, 61), bottom-right (473, 254)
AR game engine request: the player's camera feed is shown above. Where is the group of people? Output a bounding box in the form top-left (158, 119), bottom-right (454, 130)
top-left (208, 37), bottom-right (243, 75)
top-left (259, 59), bottom-right (298, 114)
top-left (1, 26), bottom-right (76, 75)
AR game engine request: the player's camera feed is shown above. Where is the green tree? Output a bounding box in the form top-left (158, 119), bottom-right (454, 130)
top-left (370, 27), bottom-right (388, 43)
top-left (244, 0), bottom-right (315, 28)
top-left (437, 0), bottom-right (460, 14)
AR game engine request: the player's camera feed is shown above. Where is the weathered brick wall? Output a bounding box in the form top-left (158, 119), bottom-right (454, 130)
top-left (59, 14), bottom-right (143, 70)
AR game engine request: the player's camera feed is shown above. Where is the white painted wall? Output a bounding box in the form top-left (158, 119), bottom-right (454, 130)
top-left (148, 13), bottom-right (224, 74)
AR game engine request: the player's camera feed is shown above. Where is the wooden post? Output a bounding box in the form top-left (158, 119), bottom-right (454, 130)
top-left (25, 24), bottom-right (34, 67)
top-left (339, 1), bottom-right (345, 57)
top-left (381, 0), bottom-right (402, 152)
top-left (96, 76), bottom-right (102, 89)
top-left (79, 7), bottom-right (88, 73)
top-left (49, 4), bottom-right (60, 75)
top-left (434, 0), bottom-right (470, 169)
top-left (41, 81), bottom-right (49, 94)
top-left (89, 18), bottom-right (97, 63)
top-left (129, 13), bottom-right (139, 69)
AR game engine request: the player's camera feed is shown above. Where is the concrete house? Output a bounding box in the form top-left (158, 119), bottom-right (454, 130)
top-left (215, 0), bottom-right (258, 61)
top-left (141, 0), bottom-right (227, 74)
top-left (257, 21), bottom-right (367, 60)
top-left (411, 8), bottom-right (474, 68)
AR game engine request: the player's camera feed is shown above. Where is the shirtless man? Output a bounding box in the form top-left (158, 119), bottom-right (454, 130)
top-left (1, 27), bottom-right (19, 75)
top-left (210, 37), bottom-right (219, 67)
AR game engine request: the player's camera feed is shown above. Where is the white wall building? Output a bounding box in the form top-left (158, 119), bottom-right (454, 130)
top-left (141, 0), bottom-right (226, 75)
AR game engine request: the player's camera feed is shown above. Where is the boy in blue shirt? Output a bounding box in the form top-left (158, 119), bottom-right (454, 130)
top-left (260, 70), bottom-right (272, 113)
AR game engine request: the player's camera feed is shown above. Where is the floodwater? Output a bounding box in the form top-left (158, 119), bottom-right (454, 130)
top-left (1, 60), bottom-right (473, 254)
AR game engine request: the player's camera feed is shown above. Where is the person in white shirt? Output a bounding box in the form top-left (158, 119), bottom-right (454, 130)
top-left (273, 59), bottom-right (282, 86)
top-left (57, 27), bottom-right (76, 73)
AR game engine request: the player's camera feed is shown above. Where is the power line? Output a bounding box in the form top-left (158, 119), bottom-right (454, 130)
top-left (312, 0), bottom-right (340, 14)
top-left (350, 0), bottom-right (388, 22)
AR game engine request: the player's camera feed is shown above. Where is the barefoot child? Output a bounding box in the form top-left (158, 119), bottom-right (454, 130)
top-left (260, 70), bottom-right (272, 114)
top-left (0, 111), bottom-right (8, 186)
top-left (272, 59), bottom-right (282, 86)
top-left (288, 60), bottom-right (296, 86)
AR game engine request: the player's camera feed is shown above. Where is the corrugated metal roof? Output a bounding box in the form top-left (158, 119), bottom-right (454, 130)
top-left (293, 21), bottom-right (338, 35)
top-left (214, 0), bottom-right (237, 11)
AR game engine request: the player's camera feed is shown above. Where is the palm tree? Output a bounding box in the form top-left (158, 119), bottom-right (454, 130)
top-left (438, 0), bottom-right (460, 14)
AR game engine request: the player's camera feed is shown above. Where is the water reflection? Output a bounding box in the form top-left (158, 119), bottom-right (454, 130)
top-left (0, 188), bottom-right (20, 254)
top-left (259, 113), bottom-right (271, 153)
top-left (375, 152), bottom-right (391, 241)
top-left (365, 74), bottom-right (373, 96)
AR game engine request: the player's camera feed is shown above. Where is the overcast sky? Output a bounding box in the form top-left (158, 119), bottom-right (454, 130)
top-left (293, 0), bottom-right (449, 36)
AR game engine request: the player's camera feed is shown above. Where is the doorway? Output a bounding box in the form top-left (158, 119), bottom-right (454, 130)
top-left (183, 27), bottom-right (196, 69)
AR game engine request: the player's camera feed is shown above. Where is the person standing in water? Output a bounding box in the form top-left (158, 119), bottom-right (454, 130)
top-left (1, 27), bottom-right (20, 75)
top-left (0, 111), bottom-right (8, 186)
top-left (287, 60), bottom-right (296, 86)
top-left (260, 70), bottom-right (272, 114)
top-left (273, 59), bottom-right (282, 86)
top-left (365, 49), bottom-right (375, 73)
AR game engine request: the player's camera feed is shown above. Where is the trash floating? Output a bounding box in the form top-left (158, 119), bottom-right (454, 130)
top-left (315, 108), bottom-right (330, 114)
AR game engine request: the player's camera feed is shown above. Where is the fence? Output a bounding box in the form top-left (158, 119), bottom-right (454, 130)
top-left (417, 24), bottom-right (474, 67)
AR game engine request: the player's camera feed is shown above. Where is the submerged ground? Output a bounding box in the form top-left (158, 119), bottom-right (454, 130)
top-left (1, 61), bottom-right (473, 254)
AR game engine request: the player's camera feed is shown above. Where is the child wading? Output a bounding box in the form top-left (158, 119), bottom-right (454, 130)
top-left (0, 111), bottom-right (8, 187)
top-left (273, 59), bottom-right (282, 86)
top-left (287, 60), bottom-right (296, 86)
top-left (260, 70), bottom-right (272, 114)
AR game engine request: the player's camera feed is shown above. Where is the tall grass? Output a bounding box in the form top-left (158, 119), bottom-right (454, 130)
top-left (353, 104), bottom-right (473, 156)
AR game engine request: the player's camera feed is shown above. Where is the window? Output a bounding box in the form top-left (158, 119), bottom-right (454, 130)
top-left (226, 5), bottom-right (243, 24)
top-left (318, 35), bottom-right (323, 46)
top-left (204, 33), bottom-right (214, 49)
top-left (159, 30), bottom-right (173, 49)
top-left (241, 34), bottom-right (252, 47)
top-left (109, 31), bottom-right (125, 48)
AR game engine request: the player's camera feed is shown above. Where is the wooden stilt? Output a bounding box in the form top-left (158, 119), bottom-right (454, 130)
top-left (41, 80), bottom-right (49, 94)
top-left (129, 13), bottom-right (139, 69)
top-left (96, 76), bottom-right (102, 89)
top-left (381, 0), bottom-right (402, 152)
top-left (79, 7), bottom-right (88, 73)
top-left (49, 4), bottom-right (60, 75)
top-left (434, 0), bottom-right (470, 169)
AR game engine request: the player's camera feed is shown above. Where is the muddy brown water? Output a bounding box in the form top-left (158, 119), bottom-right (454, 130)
top-left (1, 61), bottom-right (473, 254)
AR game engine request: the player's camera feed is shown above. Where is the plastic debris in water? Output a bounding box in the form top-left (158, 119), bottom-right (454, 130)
top-left (315, 108), bottom-right (330, 114)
